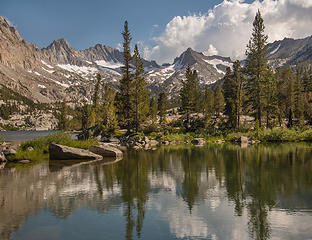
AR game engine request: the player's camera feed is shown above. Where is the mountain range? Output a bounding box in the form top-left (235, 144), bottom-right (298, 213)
top-left (0, 15), bottom-right (311, 105)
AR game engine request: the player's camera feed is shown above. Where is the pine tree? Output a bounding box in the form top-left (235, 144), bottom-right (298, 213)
top-left (223, 67), bottom-right (235, 128)
top-left (180, 66), bottom-right (200, 128)
top-left (93, 73), bottom-right (101, 110)
top-left (244, 10), bottom-right (268, 127)
top-left (101, 85), bottom-right (119, 136)
top-left (294, 68), bottom-right (304, 126)
top-left (303, 71), bottom-right (312, 124)
top-left (78, 100), bottom-right (91, 131)
top-left (263, 66), bottom-right (278, 128)
top-left (277, 67), bottom-right (295, 128)
top-left (116, 20), bottom-right (134, 134)
top-left (91, 73), bottom-right (102, 125)
top-left (214, 84), bottom-right (224, 118)
top-left (133, 44), bottom-right (149, 132)
top-left (203, 86), bottom-right (215, 126)
top-left (149, 97), bottom-right (158, 124)
top-left (158, 92), bottom-right (167, 124)
top-left (58, 100), bottom-right (68, 131)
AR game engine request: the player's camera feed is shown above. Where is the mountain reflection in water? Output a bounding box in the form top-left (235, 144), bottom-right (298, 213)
top-left (1, 144), bottom-right (312, 240)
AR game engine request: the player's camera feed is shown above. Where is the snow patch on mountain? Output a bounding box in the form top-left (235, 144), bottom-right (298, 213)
top-left (147, 65), bottom-right (176, 83)
top-left (53, 80), bottom-right (69, 88)
top-left (97, 66), bottom-right (121, 76)
top-left (95, 60), bottom-right (123, 69)
top-left (42, 67), bottom-right (55, 74)
top-left (57, 64), bottom-right (98, 76)
top-left (270, 43), bottom-right (281, 55)
top-left (41, 60), bottom-right (54, 69)
top-left (203, 59), bottom-right (232, 74)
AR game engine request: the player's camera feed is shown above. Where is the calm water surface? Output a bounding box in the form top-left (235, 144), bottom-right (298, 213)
top-left (1, 143), bottom-right (312, 240)
top-left (0, 130), bottom-right (60, 142)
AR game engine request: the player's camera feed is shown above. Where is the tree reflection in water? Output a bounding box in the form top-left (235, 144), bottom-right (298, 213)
top-left (1, 143), bottom-right (312, 240)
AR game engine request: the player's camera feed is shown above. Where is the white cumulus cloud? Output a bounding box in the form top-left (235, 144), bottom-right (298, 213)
top-left (144, 0), bottom-right (312, 64)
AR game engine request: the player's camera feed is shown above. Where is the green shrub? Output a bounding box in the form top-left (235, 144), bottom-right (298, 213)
top-left (259, 128), bottom-right (298, 142)
top-left (226, 131), bottom-right (252, 141)
top-left (7, 148), bottom-right (47, 162)
top-left (21, 132), bottom-right (98, 152)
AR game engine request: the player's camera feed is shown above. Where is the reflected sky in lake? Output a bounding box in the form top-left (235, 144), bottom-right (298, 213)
top-left (1, 144), bottom-right (312, 240)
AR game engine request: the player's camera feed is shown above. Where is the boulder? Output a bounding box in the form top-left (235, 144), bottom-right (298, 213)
top-left (0, 152), bottom-right (6, 162)
top-left (191, 138), bottom-right (206, 145)
top-left (117, 145), bottom-right (128, 152)
top-left (0, 161), bottom-right (6, 169)
top-left (89, 145), bottom-right (123, 158)
top-left (3, 148), bottom-right (16, 157)
top-left (142, 136), bottom-right (149, 144)
top-left (18, 159), bottom-right (31, 164)
top-left (238, 136), bottom-right (248, 143)
top-left (132, 146), bottom-right (141, 151)
top-left (27, 146), bottom-right (34, 152)
top-left (162, 141), bottom-right (169, 145)
top-left (109, 137), bottom-right (120, 143)
top-left (49, 144), bottom-right (103, 160)
top-left (149, 140), bottom-right (159, 146)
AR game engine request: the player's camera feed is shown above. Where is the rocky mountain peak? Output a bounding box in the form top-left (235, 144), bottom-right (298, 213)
top-left (81, 44), bottom-right (124, 63)
top-left (0, 16), bottom-right (10, 28)
top-left (41, 38), bottom-right (83, 65)
top-left (173, 47), bottom-right (201, 67)
top-left (267, 34), bottom-right (312, 67)
top-left (0, 16), bottom-right (22, 41)
top-left (45, 38), bottom-right (73, 51)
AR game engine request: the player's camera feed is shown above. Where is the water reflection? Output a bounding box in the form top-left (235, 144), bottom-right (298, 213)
top-left (1, 144), bottom-right (312, 239)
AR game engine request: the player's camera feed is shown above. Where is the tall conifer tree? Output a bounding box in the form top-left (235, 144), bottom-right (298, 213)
top-left (158, 92), bottom-right (167, 124)
top-left (149, 97), bottom-right (158, 124)
top-left (214, 84), bottom-right (224, 118)
top-left (101, 85), bottom-right (119, 136)
top-left (244, 10), bottom-right (268, 127)
top-left (203, 86), bottom-right (215, 125)
top-left (133, 44), bottom-right (149, 132)
top-left (180, 66), bottom-right (200, 128)
top-left (116, 21), bottom-right (133, 134)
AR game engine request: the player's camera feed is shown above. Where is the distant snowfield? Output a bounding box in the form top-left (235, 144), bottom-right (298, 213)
top-left (203, 59), bottom-right (232, 74)
top-left (42, 67), bottom-right (55, 74)
top-left (41, 60), bottom-right (54, 69)
top-left (38, 84), bottom-right (46, 89)
top-left (95, 60), bottom-right (123, 69)
top-left (270, 43), bottom-right (281, 55)
top-left (53, 80), bottom-right (70, 88)
top-left (147, 64), bottom-right (175, 83)
top-left (57, 64), bottom-right (98, 75)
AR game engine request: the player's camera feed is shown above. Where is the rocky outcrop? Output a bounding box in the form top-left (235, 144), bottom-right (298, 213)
top-left (49, 144), bottom-right (103, 160)
top-left (191, 138), bottom-right (206, 146)
top-left (0, 152), bottom-right (6, 162)
top-left (0, 112), bottom-right (58, 131)
top-left (89, 145), bottom-right (123, 158)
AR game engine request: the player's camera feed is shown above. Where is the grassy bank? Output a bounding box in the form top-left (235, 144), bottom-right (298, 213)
top-left (145, 127), bottom-right (312, 143)
top-left (8, 132), bottom-right (99, 162)
top-left (226, 127), bottom-right (312, 142)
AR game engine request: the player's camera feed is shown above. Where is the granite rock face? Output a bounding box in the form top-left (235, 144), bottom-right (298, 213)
top-left (49, 144), bottom-right (103, 160)
top-left (89, 145), bottom-right (123, 158)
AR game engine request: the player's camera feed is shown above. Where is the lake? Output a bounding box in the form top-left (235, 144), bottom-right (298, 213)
top-left (1, 143), bottom-right (312, 240)
top-left (0, 130), bottom-right (60, 142)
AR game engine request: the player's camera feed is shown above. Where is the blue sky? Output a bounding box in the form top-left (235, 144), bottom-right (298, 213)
top-left (1, 0), bottom-right (224, 49)
top-left (1, 0), bottom-right (312, 63)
